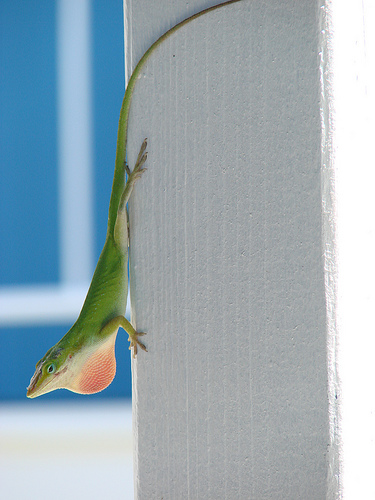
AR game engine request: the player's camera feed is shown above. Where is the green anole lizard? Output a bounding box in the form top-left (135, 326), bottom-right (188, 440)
top-left (27, 0), bottom-right (241, 398)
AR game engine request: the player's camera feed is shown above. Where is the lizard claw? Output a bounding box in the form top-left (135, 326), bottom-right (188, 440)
top-left (129, 331), bottom-right (147, 358)
top-left (132, 139), bottom-right (148, 176)
top-left (124, 161), bottom-right (131, 176)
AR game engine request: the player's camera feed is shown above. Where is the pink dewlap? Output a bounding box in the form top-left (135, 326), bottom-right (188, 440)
top-left (76, 341), bottom-right (116, 394)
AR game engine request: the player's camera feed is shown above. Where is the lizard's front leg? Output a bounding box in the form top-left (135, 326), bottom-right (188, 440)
top-left (102, 315), bottom-right (147, 358)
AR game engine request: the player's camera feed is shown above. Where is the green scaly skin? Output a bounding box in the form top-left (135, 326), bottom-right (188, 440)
top-left (27, 0), bottom-right (241, 398)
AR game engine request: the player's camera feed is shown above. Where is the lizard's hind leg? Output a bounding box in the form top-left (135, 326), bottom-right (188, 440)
top-left (114, 139), bottom-right (148, 247)
top-left (120, 139), bottom-right (148, 212)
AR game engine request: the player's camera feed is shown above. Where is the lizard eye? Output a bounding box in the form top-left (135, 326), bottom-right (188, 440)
top-left (47, 363), bottom-right (56, 374)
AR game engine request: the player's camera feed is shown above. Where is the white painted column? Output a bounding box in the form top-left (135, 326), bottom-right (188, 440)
top-left (125, 1), bottom-right (337, 497)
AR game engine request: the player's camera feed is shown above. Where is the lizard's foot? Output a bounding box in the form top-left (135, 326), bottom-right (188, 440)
top-left (117, 139), bottom-right (148, 215)
top-left (124, 161), bottom-right (131, 176)
top-left (130, 138), bottom-right (148, 180)
top-left (128, 331), bottom-right (147, 358)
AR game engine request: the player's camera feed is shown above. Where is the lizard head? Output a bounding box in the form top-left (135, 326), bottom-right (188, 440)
top-left (26, 343), bottom-right (70, 398)
top-left (26, 331), bottom-right (118, 398)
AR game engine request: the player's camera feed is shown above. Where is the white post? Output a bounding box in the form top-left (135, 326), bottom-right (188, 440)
top-left (125, 0), bottom-right (338, 497)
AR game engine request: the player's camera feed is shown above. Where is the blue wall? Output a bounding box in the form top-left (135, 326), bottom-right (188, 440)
top-left (0, 1), bottom-right (58, 285)
top-left (0, 1), bottom-right (132, 401)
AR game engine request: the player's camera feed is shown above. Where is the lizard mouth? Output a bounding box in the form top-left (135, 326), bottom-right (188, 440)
top-left (26, 365), bottom-right (43, 398)
top-left (26, 366), bottom-right (68, 398)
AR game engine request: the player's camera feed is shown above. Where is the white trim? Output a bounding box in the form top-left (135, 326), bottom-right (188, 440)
top-left (0, 284), bottom-right (89, 326)
top-left (0, 284), bottom-right (131, 327)
top-left (57, 0), bottom-right (94, 284)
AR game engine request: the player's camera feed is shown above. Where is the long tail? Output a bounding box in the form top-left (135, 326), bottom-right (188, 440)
top-left (106, 0), bottom-right (242, 237)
